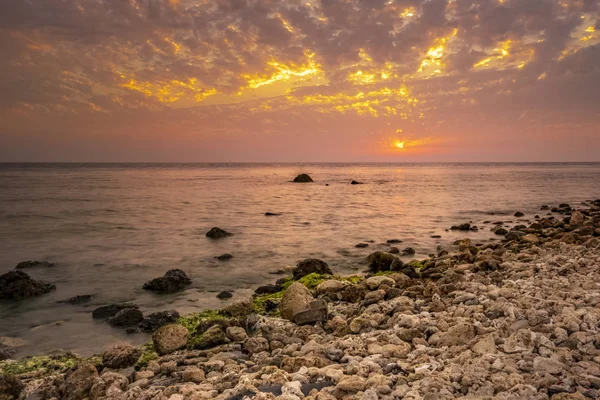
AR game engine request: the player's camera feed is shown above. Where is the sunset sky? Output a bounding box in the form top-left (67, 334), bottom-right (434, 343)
top-left (0, 0), bottom-right (599, 162)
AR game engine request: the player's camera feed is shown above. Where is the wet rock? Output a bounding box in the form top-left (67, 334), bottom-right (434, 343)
top-left (102, 342), bottom-right (142, 369)
top-left (492, 226), bottom-right (508, 235)
top-left (280, 282), bottom-right (313, 321)
top-left (293, 173), bottom-right (313, 182)
top-left (265, 212), bottom-right (281, 216)
top-left (350, 180), bottom-right (363, 185)
top-left (388, 247), bottom-right (400, 254)
top-left (61, 363), bottom-right (98, 400)
top-left (367, 252), bottom-right (400, 272)
top-left (143, 269), bottom-right (191, 293)
top-left (138, 310), bottom-right (180, 333)
top-left (206, 227), bottom-right (233, 238)
top-left (451, 223), bottom-right (471, 231)
top-left (255, 284), bottom-right (283, 295)
top-left (355, 243), bottom-right (369, 248)
top-left (402, 247), bottom-right (416, 255)
top-left (0, 373), bottom-right (23, 398)
top-left (216, 254), bottom-right (233, 261)
top-left (0, 270), bottom-right (56, 299)
top-left (153, 324), bottom-right (189, 355)
top-left (0, 343), bottom-right (17, 361)
top-left (293, 259), bottom-right (332, 280)
top-left (387, 239), bottom-right (402, 244)
top-left (15, 260), bottom-right (54, 269)
top-left (58, 294), bottom-right (93, 305)
top-left (92, 303), bottom-right (139, 320)
top-left (514, 211), bottom-right (525, 217)
top-left (108, 308), bottom-right (144, 327)
top-left (217, 291), bottom-right (233, 299)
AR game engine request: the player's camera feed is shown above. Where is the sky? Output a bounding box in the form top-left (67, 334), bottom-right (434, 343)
top-left (0, 0), bottom-right (599, 162)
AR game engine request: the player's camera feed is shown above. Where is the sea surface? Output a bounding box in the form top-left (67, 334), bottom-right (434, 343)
top-left (1, 163), bottom-right (599, 357)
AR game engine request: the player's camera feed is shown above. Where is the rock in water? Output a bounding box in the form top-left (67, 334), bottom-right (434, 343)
top-left (143, 269), bottom-right (191, 293)
top-left (217, 291), bottom-right (233, 299)
top-left (293, 259), bottom-right (332, 280)
top-left (265, 212), bottom-right (281, 216)
top-left (280, 282), bottom-right (314, 321)
top-left (138, 310), bottom-right (180, 332)
top-left (153, 324), bottom-right (189, 355)
top-left (514, 211), bottom-right (525, 217)
top-left (14, 260), bottom-right (54, 269)
top-left (206, 227), bottom-right (233, 238)
top-left (351, 180), bottom-right (363, 185)
top-left (367, 252), bottom-right (400, 272)
top-left (293, 173), bottom-right (313, 183)
top-left (0, 270), bottom-right (56, 299)
top-left (215, 253), bottom-right (233, 261)
top-left (108, 308), bottom-right (144, 327)
top-left (102, 342), bottom-right (142, 369)
top-left (59, 295), bottom-right (93, 305)
top-left (92, 303), bottom-right (139, 320)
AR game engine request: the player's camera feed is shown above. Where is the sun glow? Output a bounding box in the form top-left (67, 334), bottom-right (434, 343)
top-left (395, 141), bottom-right (405, 149)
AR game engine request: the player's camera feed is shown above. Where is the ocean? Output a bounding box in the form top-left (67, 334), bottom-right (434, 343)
top-left (1, 162), bottom-right (599, 357)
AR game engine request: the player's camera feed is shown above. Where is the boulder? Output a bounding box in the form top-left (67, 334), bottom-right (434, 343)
top-left (570, 211), bottom-right (585, 227)
top-left (89, 372), bottom-right (128, 399)
top-left (102, 342), bottom-right (142, 369)
top-left (92, 303), bottom-right (139, 320)
top-left (0, 373), bottom-right (23, 399)
top-left (450, 223), bottom-right (471, 231)
top-left (293, 259), bottom-right (332, 280)
top-left (293, 173), bottom-right (313, 183)
top-left (521, 234), bottom-right (540, 244)
top-left (402, 247), bottom-right (416, 255)
top-left (205, 227), bottom-right (233, 238)
top-left (0, 270), bottom-right (55, 299)
top-left (143, 269), bottom-right (191, 293)
top-left (108, 308), bottom-right (144, 327)
top-left (217, 291), bottom-right (233, 299)
top-left (514, 211), bottom-right (525, 217)
top-left (367, 252), bottom-right (400, 272)
top-left (138, 310), bottom-right (180, 332)
top-left (255, 284), bottom-right (283, 295)
top-left (280, 282), bottom-right (314, 321)
top-left (294, 299), bottom-right (328, 325)
top-left (61, 363), bottom-right (98, 400)
top-left (152, 324), bottom-right (189, 355)
top-left (15, 260), bottom-right (54, 269)
top-left (192, 325), bottom-right (228, 350)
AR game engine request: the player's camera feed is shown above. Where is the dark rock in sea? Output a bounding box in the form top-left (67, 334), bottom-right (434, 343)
top-left (0, 373), bottom-right (23, 399)
top-left (450, 223), bottom-right (471, 231)
top-left (206, 227), bottom-right (233, 239)
top-left (293, 173), bottom-right (313, 183)
top-left (402, 247), bottom-right (416, 255)
top-left (0, 270), bottom-right (56, 299)
top-left (355, 243), bottom-right (369, 248)
top-left (470, 226), bottom-right (479, 231)
top-left (15, 260), bottom-right (54, 269)
top-left (367, 251), bottom-right (400, 272)
top-left (265, 212), bottom-right (281, 216)
top-left (92, 303), bottom-right (139, 320)
top-left (386, 239), bottom-right (402, 244)
top-left (143, 269), bottom-right (191, 293)
top-left (293, 259), bottom-right (332, 280)
top-left (138, 310), bottom-right (180, 333)
top-left (255, 284), bottom-right (283, 295)
top-left (216, 254), bottom-right (233, 261)
top-left (559, 203), bottom-right (571, 209)
top-left (388, 247), bottom-right (400, 254)
top-left (59, 295), bottom-right (93, 305)
top-left (107, 308), bottom-right (144, 327)
top-left (350, 180), bottom-right (363, 185)
top-left (102, 342), bottom-right (142, 369)
top-left (492, 227), bottom-right (508, 235)
top-left (514, 211), bottom-right (525, 217)
top-left (540, 205), bottom-right (550, 210)
top-left (217, 291), bottom-right (233, 299)
top-left (431, 235), bottom-right (442, 238)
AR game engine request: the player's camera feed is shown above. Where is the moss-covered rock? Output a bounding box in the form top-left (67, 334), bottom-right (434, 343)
top-left (134, 343), bottom-right (158, 371)
top-left (0, 352), bottom-right (80, 377)
top-left (367, 252), bottom-right (401, 272)
top-left (188, 326), bottom-right (228, 350)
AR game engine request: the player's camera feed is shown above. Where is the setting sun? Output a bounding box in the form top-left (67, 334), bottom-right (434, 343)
top-left (395, 141), bottom-right (405, 149)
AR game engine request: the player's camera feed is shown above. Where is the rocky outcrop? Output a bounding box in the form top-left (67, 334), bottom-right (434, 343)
top-left (293, 173), bottom-right (313, 183)
top-left (0, 270), bottom-right (55, 299)
top-left (293, 259), bottom-right (332, 280)
top-left (142, 269), bottom-right (191, 293)
top-left (152, 324), bottom-right (189, 355)
top-left (206, 227), bottom-right (233, 238)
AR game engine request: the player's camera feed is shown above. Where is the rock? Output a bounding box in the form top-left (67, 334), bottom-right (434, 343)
top-left (255, 284), bottom-right (283, 295)
top-left (89, 371), bottom-right (128, 400)
top-left (570, 211), bottom-right (585, 226)
top-left (0, 373), bottom-right (23, 399)
top-left (206, 227), bottom-right (233, 238)
top-left (182, 367), bottom-right (205, 383)
top-left (153, 324), bottom-right (189, 355)
top-left (108, 308), bottom-right (144, 327)
top-left (337, 376), bottom-right (366, 392)
top-left (365, 276), bottom-right (395, 290)
top-left (388, 247), bottom-right (400, 254)
top-left (438, 323), bottom-right (476, 347)
top-left (59, 294), bottom-right (93, 305)
top-left (367, 252), bottom-right (400, 272)
top-left (61, 363), bottom-right (98, 400)
top-left (521, 234), bottom-right (540, 244)
top-left (217, 291), bottom-right (233, 299)
top-left (316, 280), bottom-right (348, 295)
top-left (143, 269), bottom-right (191, 293)
top-left (0, 270), bottom-right (56, 299)
top-left (293, 259), bottom-right (332, 280)
top-left (493, 227), bottom-right (508, 235)
top-left (402, 247), bottom-right (416, 255)
top-left (226, 326), bottom-right (248, 342)
top-left (294, 299), bottom-right (328, 325)
top-left (216, 254), bottom-right (233, 261)
top-left (244, 337), bottom-right (269, 354)
top-left (280, 282), bottom-right (314, 321)
top-left (471, 335), bottom-right (496, 354)
top-left (355, 243), bottom-right (369, 248)
top-left (92, 303), bottom-right (139, 320)
top-left (14, 260), bottom-right (54, 269)
top-left (192, 325), bottom-right (228, 350)
top-left (293, 173), bottom-right (313, 183)
top-left (451, 223), bottom-right (471, 231)
top-left (265, 212), bottom-right (281, 216)
top-left (533, 357), bottom-right (564, 375)
top-left (387, 239), bottom-right (403, 244)
top-left (514, 211), bottom-right (525, 217)
top-left (138, 310), bottom-right (180, 332)
top-left (350, 180), bottom-right (363, 185)
top-left (0, 343), bottom-right (17, 361)
top-left (102, 342), bottom-right (142, 369)
top-left (223, 299), bottom-right (254, 318)
top-left (503, 329), bottom-right (534, 353)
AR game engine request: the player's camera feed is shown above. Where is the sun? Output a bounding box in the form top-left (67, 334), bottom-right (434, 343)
top-left (395, 141), bottom-right (405, 149)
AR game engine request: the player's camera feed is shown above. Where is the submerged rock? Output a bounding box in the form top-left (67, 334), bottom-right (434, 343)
top-left (92, 303), bottom-right (139, 320)
top-left (58, 294), bottom-right (93, 305)
top-left (143, 269), bottom-right (191, 293)
top-left (451, 223), bottom-right (471, 231)
top-left (514, 211), bottom-right (525, 217)
top-left (293, 173), bottom-right (313, 183)
top-left (14, 260), bottom-right (54, 269)
top-left (217, 291), bottom-right (233, 299)
top-left (108, 308), bottom-right (144, 327)
top-left (265, 212), bottom-right (281, 216)
top-left (293, 259), bottom-right (332, 280)
top-left (153, 324), bottom-right (189, 355)
top-left (350, 180), bottom-right (363, 185)
top-left (138, 310), bottom-right (180, 332)
top-left (216, 253), bottom-right (233, 261)
top-left (206, 227), bottom-right (233, 238)
top-left (0, 270), bottom-right (55, 299)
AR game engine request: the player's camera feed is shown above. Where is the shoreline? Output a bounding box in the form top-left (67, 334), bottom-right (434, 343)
top-left (1, 200), bottom-right (600, 399)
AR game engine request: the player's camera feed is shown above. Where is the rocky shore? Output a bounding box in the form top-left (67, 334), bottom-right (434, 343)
top-left (2, 200), bottom-right (600, 400)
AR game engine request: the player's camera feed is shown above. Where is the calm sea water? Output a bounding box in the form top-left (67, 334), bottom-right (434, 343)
top-left (1, 163), bottom-right (599, 357)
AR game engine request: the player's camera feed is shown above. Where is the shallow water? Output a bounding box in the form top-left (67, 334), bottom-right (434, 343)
top-left (1, 163), bottom-right (599, 357)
